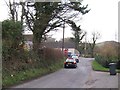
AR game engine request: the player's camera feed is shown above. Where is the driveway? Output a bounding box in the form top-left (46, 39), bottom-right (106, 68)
top-left (12, 57), bottom-right (118, 88)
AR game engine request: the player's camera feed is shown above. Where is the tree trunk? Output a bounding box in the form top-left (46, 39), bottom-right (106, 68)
top-left (33, 32), bottom-right (43, 53)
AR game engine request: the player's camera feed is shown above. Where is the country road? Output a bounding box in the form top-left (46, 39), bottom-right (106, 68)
top-left (12, 57), bottom-right (118, 88)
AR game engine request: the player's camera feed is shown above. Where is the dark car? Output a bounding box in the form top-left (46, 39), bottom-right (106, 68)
top-left (64, 58), bottom-right (77, 68)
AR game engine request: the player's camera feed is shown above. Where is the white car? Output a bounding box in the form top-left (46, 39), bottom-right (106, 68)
top-left (72, 55), bottom-right (79, 63)
top-left (64, 58), bottom-right (77, 68)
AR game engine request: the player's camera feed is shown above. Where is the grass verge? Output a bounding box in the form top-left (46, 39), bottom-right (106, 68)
top-left (3, 59), bottom-right (65, 88)
top-left (92, 60), bottom-right (120, 73)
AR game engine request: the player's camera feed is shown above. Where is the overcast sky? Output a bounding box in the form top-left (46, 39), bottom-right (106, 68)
top-left (51, 0), bottom-right (119, 43)
top-left (0, 0), bottom-right (119, 43)
top-left (81, 0), bottom-right (119, 43)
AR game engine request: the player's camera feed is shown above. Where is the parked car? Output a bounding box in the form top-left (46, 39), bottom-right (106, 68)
top-left (72, 55), bottom-right (79, 63)
top-left (64, 58), bottom-right (77, 68)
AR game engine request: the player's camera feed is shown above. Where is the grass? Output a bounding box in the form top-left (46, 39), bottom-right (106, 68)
top-left (2, 59), bottom-right (65, 88)
top-left (92, 60), bottom-right (120, 73)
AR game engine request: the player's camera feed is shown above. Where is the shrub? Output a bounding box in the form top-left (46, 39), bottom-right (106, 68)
top-left (2, 20), bottom-right (23, 62)
top-left (94, 42), bottom-right (119, 68)
top-left (95, 55), bottom-right (118, 68)
top-left (37, 48), bottom-right (63, 67)
top-left (3, 47), bottom-right (63, 79)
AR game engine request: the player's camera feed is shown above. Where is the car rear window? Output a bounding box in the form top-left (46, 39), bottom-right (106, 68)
top-left (72, 56), bottom-right (78, 59)
top-left (66, 58), bottom-right (75, 62)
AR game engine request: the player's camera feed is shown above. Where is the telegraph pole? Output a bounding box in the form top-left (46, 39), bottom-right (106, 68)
top-left (84, 34), bottom-right (87, 56)
top-left (62, 19), bottom-right (65, 53)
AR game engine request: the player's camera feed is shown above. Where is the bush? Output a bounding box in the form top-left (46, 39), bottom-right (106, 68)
top-left (95, 55), bottom-right (119, 68)
top-left (2, 47), bottom-right (64, 82)
top-left (2, 20), bottom-right (24, 62)
top-left (94, 41), bottom-right (120, 69)
top-left (37, 48), bottom-right (63, 67)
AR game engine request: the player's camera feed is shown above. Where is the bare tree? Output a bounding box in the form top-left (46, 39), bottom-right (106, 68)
top-left (89, 32), bottom-right (101, 57)
top-left (5, 0), bottom-right (20, 21)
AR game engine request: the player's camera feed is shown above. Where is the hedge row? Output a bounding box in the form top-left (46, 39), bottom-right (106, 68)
top-left (95, 55), bottom-right (120, 69)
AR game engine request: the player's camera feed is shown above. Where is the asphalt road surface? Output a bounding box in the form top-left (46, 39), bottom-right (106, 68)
top-left (12, 57), bottom-right (118, 88)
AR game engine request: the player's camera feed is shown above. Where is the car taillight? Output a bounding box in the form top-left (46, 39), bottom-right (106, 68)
top-left (73, 62), bottom-right (76, 64)
top-left (64, 62), bottom-right (66, 64)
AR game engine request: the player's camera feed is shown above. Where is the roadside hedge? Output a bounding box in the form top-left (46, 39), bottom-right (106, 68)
top-left (95, 55), bottom-right (120, 69)
top-left (2, 48), bottom-right (64, 87)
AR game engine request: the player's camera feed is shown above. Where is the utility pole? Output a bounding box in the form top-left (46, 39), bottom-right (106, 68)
top-left (62, 19), bottom-right (65, 53)
top-left (84, 34), bottom-right (87, 56)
